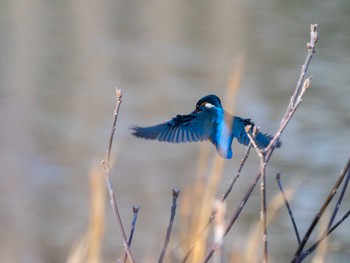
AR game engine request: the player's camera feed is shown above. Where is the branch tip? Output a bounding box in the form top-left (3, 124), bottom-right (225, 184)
top-left (133, 206), bottom-right (141, 213)
top-left (253, 125), bottom-right (259, 136)
top-left (245, 124), bottom-right (252, 133)
top-left (116, 88), bottom-right (123, 101)
top-left (172, 188), bottom-right (180, 197)
top-left (308, 24), bottom-right (319, 52)
top-left (310, 23), bottom-right (318, 33)
top-left (276, 172), bottom-right (281, 181)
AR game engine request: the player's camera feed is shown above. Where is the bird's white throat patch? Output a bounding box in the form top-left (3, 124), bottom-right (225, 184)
top-left (204, 103), bottom-right (215, 108)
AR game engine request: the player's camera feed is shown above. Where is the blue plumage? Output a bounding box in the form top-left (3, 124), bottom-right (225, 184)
top-left (131, 94), bottom-right (281, 159)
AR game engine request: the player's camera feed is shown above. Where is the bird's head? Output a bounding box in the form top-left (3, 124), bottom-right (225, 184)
top-left (194, 94), bottom-right (223, 112)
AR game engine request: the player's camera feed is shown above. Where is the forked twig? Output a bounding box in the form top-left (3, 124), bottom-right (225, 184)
top-left (201, 24), bottom-right (318, 263)
top-left (306, 160), bottom-right (350, 256)
top-left (328, 159), bottom-right (350, 229)
top-left (279, 158), bottom-right (350, 261)
top-left (101, 88), bottom-right (135, 263)
top-left (292, 158), bottom-right (350, 262)
top-left (306, 207), bottom-right (350, 257)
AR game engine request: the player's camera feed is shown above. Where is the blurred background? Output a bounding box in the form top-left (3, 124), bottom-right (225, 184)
top-left (1, 1), bottom-right (350, 262)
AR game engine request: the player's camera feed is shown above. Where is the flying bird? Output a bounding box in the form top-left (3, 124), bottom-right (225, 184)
top-left (131, 94), bottom-right (281, 159)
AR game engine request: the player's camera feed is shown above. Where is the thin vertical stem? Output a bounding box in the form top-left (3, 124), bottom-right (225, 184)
top-left (246, 125), bottom-right (268, 262)
top-left (260, 160), bottom-right (268, 263)
top-left (202, 24), bottom-right (319, 262)
top-left (123, 206), bottom-right (141, 263)
top-left (220, 144), bottom-right (252, 203)
top-left (158, 189), bottom-right (180, 263)
top-left (276, 173), bottom-right (301, 245)
top-left (102, 88), bottom-right (135, 263)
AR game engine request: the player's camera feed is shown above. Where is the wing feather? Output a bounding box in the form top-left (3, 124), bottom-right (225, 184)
top-left (131, 109), bottom-right (216, 143)
top-left (233, 117), bottom-right (281, 148)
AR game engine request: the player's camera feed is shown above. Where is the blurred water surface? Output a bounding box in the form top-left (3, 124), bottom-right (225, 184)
top-left (1, 1), bottom-right (350, 262)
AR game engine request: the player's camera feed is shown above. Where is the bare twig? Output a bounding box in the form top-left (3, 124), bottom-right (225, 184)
top-left (221, 144), bottom-right (252, 202)
top-left (306, 207), bottom-right (350, 257)
top-left (106, 89), bottom-right (123, 161)
top-left (276, 173), bottom-right (301, 245)
top-left (260, 159), bottom-right (268, 262)
top-left (246, 125), bottom-right (268, 262)
top-left (302, 158), bottom-right (350, 259)
top-left (129, 206), bottom-right (141, 245)
top-left (201, 24), bottom-right (318, 263)
top-left (290, 24), bottom-right (318, 108)
top-left (292, 157), bottom-right (350, 262)
top-left (101, 88), bottom-right (135, 263)
top-left (123, 206), bottom-right (141, 263)
top-left (328, 159), bottom-right (350, 229)
top-left (159, 189), bottom-right (180, 263)
top-left (266, 24), bottom-right (318, 154)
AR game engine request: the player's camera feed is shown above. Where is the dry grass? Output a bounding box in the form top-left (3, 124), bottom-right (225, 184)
top-left (244, 187), bottom-right (295, 263)
top-left (67, 166), bottom-right (106, 263)
top-left (67, 25), bottom-right (346, 262)
top-left (178, 56), bottom-right (244, 262)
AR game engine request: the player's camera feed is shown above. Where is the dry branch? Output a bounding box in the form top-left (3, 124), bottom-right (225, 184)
top-left (101, 88), bottom-right (135, 263)
top-left (201, 23), bottom-right (319, 263)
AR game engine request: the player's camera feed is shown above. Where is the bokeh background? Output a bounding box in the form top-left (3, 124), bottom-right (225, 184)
top-left (1, 1), bottom-right (350, 262)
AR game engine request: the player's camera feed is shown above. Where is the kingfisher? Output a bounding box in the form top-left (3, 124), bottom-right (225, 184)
top-left (131, 94), bottom-right (281, 159)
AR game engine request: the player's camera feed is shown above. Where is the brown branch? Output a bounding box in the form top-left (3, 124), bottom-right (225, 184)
top-left (101, 88), bottom-right (135, 263)
top-left (276, 172), bottom-right (301, 245)
top-left (292, 158), bottom-right (350, 262)
top-left (266, 24), bottom-right (318, 153)
top-left (201, 23), bottom-right (318, 263)
top-left (221, 143), bottom-right (252, 202)
top-left (245, 125), bottom-right (268, 262)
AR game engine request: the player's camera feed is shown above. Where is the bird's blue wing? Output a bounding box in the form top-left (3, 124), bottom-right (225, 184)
top-left (131, 110), bottom-right (216, 143)
top-left (233, 117), bottom-right (281, 148)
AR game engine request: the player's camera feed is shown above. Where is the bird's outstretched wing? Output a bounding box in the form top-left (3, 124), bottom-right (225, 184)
top-left (233, 117), bottom-right (281, 148)
top-left (131, 110), bottom-right (217, 143)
